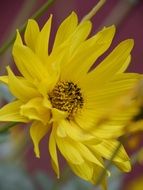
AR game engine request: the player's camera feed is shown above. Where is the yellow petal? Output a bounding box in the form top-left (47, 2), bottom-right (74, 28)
top-left (0, 101), bottom-right (28, 122)
top-left (118, 54), bottom-right (131, 73)
top-left (30, 121), bottom-right (50, 158)
top-left (85, 73), bottom-right (141, 108)
top-left (49, 128), bottom-right (59, 178)
top-left (0, 76), bottom-right (8, 84)
top-left (77, 143), bottom-right (104, 167)
top-left (12, 44), bottom-right (47, 82)
top-left (24, 19), bottom-right (40, 51)
top-left (61, 25), bottom-right (115, 82)
top-left (53, 12), bottom-right (78, 50)
top-left (69, 161), bottom-right (94, 182)
top-left (92, 140), bottom-right (131, 172)
top-left (68, 19), bottom-right (92, 54)
top-left (56, 137), bottom-right (84, 164)
top-left (56, 119), bottom-right (96, 141)
top-left (14, 30), bottom-right (23, 46)
top-left (92, 165), bottom-right (108, 188)
top-left (51, 108), bottom-right (68, 123)
top-left (7, 67), bottom-right (39, 101)
top-left (114, 160), bottom-right (131, 172)
top-left (83, 40), bottom-right (134, 88)
top-left (20, 98), bottom-right (50, 124)
top-left (35, 15), bottom-right (52, 61)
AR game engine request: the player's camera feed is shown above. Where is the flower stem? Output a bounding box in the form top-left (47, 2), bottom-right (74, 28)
top-left (0, 122), bottom-right (19, 133)
top-left (0, 0), bottom-right (56, 56)
top-left (81, 0), bottom-right (106, 22)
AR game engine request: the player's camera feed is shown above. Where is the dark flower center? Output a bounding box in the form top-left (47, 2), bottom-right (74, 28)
top-left (49, 81), bottom-right (84, 119)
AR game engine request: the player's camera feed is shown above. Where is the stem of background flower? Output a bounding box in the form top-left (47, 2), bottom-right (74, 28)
top-left (0, 122), bottom-right (19, 133)
top-left (0, 0), bottom-right (36, 76)
top-left (81, 0), bottom-right (106, 22)
top-left (0, 0), bottom-right (56, 56)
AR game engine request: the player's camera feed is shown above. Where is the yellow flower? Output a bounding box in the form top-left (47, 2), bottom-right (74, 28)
top-left (0, 12), bottom-right (141, 187)
top-left (125, 176), bottom-right (143, 190)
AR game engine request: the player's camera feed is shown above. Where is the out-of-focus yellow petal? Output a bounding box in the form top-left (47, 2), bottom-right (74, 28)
top-left (0, 101), bottom-right (28, 122)
top-left (126, 176), bottom-right (143, 190)
top-left (49, 128), bottom-right (59, 178)
top-left (56, 137), bottom-right (84, 164)
top-left (53, 12), bottom-right (78, 50)
top-left (35, 15), bottom-right (52, 62)
top-left (20, 98), bottom-right (50, 124)
top-left (84, 73), bottom-right (141, 107)
top-left (0, 76), bottom-right (8, 84)
top-left (7, 67), bottom-right (39, 101)
top-left (30, 121), bottom-right (50, 158)
top-left (69, 161), bottom-right (107, 188)
top-left (69, 161), bottom-right (93, 182)
top-left (24, 19), bottom-right (40, 51)
top-left (76, 143), bottom-right (104, 167)
top-left (92, 140), bottom-right (131, 172)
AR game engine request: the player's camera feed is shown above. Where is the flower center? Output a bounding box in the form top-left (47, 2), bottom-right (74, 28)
top-left (49, 81), bottom-right (84, 119)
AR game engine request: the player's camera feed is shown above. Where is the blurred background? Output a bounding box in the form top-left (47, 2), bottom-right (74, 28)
top-left (0, 0), bottom-right (143, 190)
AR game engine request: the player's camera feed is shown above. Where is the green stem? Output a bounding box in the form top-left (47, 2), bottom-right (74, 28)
top-left (0, 122), bottom-right (18, 133)
top-left (0, 0), bottom-right (56, 56)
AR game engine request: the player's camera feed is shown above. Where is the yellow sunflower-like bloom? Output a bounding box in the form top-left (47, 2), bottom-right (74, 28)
top-left (0, 12), bottom-right (142, 187)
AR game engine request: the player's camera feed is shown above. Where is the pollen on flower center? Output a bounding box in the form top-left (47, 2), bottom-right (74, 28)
top-left (49, 81), bottom-right (84, 119)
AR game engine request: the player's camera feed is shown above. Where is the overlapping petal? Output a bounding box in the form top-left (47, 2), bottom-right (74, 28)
top-left (30, 121), bottom-right (50, 157)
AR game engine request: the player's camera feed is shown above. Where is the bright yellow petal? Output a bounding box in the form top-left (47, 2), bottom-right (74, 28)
top-left (56, 119), bottom-right (96, 141)
top-left (118, 54), bottom-right (131, 73)
top-left (82, 40), bottom-right (134, 88)
top-left (49, 128), bottom-right (59, 178)
top-left (61, 26), bottom-right (115, 82)
top-left (68, 19), bottom-right (92, 54)
top-left (35, 15), bottom-right (52, 61)
top-left (51, 108), bottom-right (67, 123)
top-left (53, 12), bottom-right (78, 50)
top-left (7, 67), bottom-right (39, 101)
top-left (12, 43), bottom-right (47, 82)
top-left (53, 12), bottom-right (92, 59)
top-left (24, 19), bottom-right (40, 51)
top-left (30, 121), bottom-right (50, 157)
top-left (14, 30), bottom-right (23, 45)
top-left (20, 98), bottom-right (50, 124)
top-left (0, 101), bottom-right (28, 122)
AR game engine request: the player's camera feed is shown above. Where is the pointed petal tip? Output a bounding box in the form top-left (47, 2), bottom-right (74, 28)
top-left (35, 153), bottom-right (40, 158)
top-left (34, 147), bottom-right (40, 158)
top-left (124, 39), bottom-right (134, 48)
